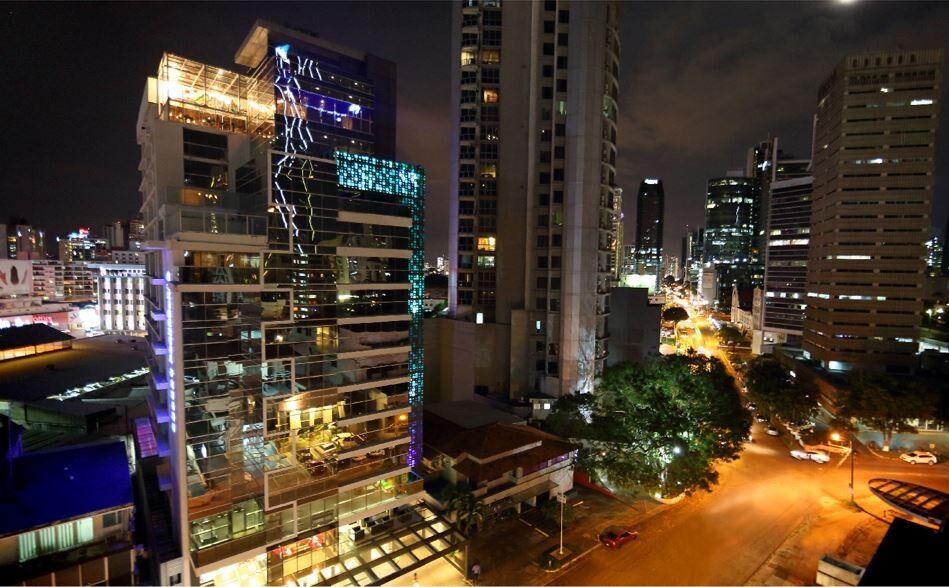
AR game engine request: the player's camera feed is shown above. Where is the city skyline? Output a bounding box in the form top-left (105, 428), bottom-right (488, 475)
top-left (3, 2), bottom-right (949, 259)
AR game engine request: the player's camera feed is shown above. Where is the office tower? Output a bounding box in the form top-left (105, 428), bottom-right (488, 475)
top-left (943, 215), bottom-right (949, 276)
top-left (137, 21), bottom-right (458, 587)
top-left (58, 228), bottom-right (109, 262)
top-left (612, 187), bottom-right (624, 281)
top-left (633, 178), bottom-right (664, 289)
top-left (682, 227), bottom-right (703, 293)
top-left (663, 254), bottom-right (679, 281)
top-left (63, 263), bottom-right (97, 302)
top-left (703, 176), bottom-right (758, 308)
top-left (0, 218), bottom-right (45, 260)
top-left (746, 137), bottom-right (812, 261)
top-left (925, 232), bottom-right (943, 277)
top-left (804, 49), bottom-right (943, 372)
top-left (755, 175), bottom-right (813, 353)
top-left (449, 0), bottom-right (620, 397)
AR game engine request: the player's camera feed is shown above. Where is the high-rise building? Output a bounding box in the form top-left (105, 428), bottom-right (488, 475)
top-left (136, 21), bottom-right (459, 586)
top-left (943, 215), bottom-right (949, 277)
top-left (703, 177), bottom-right (755, 265)
top-left (633, 178), bottom-right (664, 289)
top-left (702, 176), bottom-right (760, 308)
top-left (803, 49), bottom-right (943, 372)
top-left (448, 0), bottom-right (620, 397)
top-left (612, 187), bottom-right (624, 281)
top-left (755, 175), bottom-right (813, 354)
top-left (925, 232), bottom-right (943, 277)
top-left (0, 218), bottom-right (45, 260)
top-left (681, 226), bottom-right (703, 293)
top-left (58, 228), bottom-right (109, 263)
top-left (91, 263), bottom-right (146, 335)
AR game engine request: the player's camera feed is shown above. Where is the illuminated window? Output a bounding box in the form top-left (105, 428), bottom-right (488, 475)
top-left (477, 256), bottom-right (496, 268)
top-left (483, 89), bottom-right (499, 103)
top-left (460, 50), bottom-right (476, 66)
top-left (477, 236), bottom-right (497, 251)
top-left (481, 50), bottom-right (500, 64)
top-left (480, 164), bottom-right (497, 178)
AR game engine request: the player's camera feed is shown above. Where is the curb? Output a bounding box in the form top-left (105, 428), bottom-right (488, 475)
top-left (541, 541), bottom-right (600, 574)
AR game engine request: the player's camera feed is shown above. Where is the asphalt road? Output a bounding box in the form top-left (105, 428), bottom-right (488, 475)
top-left (551, 423), bottom-right (949, 586)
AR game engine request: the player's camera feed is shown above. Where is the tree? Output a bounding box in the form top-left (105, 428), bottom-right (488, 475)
top-left (662, 306), bottom-right (689, 326)
top-left (838, 372), bottom-right (937, 451)
top-left (717, 324), bottom-right (745, 348)
top-left (744, 356), bottom-right (818, 423)
top-left (441, 483), bottom-right (487, 535)
top-left (547, 355), bottom-right (751, 497)
top-left (539, 498), bottom-right (576, 526)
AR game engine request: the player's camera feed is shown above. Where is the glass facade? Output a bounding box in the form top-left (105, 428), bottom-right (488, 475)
top-left (141, 29), bottom-right (434, 587)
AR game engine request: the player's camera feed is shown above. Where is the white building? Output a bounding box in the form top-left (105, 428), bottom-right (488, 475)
top-left (90, 263), bottom-right (146, 336)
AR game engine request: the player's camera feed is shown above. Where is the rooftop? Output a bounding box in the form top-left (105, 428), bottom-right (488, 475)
top-left (0, 323), bottom-right (73, 352)
top-left (859, 517), bottom-right (949, 585)
top-left (0, 334), bottom-right (147, 404)
top-left (0, 438), bottom-right (133, 536)
top-left (424, 400), bottom-right (524, 430)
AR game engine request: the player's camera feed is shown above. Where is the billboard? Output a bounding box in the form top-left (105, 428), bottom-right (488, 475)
top-left (0, 260), bottom-right (33, 296)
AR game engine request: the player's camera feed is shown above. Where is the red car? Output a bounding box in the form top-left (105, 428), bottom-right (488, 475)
top-left (599, 526), bottom-right (639, 548)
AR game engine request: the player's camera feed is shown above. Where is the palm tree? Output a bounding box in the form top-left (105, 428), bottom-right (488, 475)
top-left (442, 483), bottom-right (487, 535)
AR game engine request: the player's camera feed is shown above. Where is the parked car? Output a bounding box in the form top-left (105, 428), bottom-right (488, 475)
top-left (599, 526), bottom-right (639, 549)
top-left (900, 451), bottom-right (938, 465)
top-left (754, 414), bottom-right (768, 424)
top-left (790, 449), bottom-right (830, 463)
top-left (747, 402), bottom-right (758, 412)
top-left (766, 426), bottom-right (780, 436)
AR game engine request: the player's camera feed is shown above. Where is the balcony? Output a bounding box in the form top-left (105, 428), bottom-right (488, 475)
top-left (163, 208), bottom-right (267, 240)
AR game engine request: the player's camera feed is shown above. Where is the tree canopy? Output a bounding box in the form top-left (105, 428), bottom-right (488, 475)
top-left (716, 324), bottom-right (745, 347)
top-left (743, 356), bottom-right (818, 423)
top-left (838, 372), bottom-right (936, 450)
top-left (545, 355), bottom-right (750, 497)
top-left (662, 306), bottom-right (689, 324)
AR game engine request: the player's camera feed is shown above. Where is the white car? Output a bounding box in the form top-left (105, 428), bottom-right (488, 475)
top-left (791, 449), bottom-right (830, 464)
top-left (766, 426), bottom-right (780, 436)
top-left (900, 451), bottom-right (938, 465)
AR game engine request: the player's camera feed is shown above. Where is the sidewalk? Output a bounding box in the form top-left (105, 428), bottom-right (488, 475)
top-left (467, 485), bottom-right (667, 586)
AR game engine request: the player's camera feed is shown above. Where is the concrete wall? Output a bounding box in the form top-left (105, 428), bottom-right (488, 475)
top-left (607, 288), bottom-right (660, 365)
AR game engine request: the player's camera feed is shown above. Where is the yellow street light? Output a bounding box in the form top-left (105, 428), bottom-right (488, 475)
top-left (830, 432), bottom-right (841, 443)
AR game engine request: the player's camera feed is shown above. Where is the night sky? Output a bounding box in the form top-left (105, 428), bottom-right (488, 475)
top-left (1, 1), bottom-right (947, 260)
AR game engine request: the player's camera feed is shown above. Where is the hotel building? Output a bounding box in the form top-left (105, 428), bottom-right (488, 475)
top-left (137, 20), bottom-right (460, 587)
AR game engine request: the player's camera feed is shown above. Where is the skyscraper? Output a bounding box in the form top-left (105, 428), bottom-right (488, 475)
top-left (756, 175), bottom-right (813, 353)
top-left (803, 49), bottom-right (943, 372)
top-left (612, 187), bottom-right (624, 281)
top-left (634, 178), bottom-right (664, 289)
top-left (702, 176), bottom-right (758, 308)
top-left (449, 0), bottom-right (620, 398)
top-left (137, 21), bottom-right (460, 586)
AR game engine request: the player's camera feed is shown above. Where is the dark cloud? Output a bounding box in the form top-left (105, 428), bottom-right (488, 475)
top-left (0, 2), bottom-right (946, 261)
top-left (617, 1), bottom-right (949, 253)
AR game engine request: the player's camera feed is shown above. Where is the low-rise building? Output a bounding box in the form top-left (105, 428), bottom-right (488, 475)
top-left (90, 263), bottom-right (146, 336)
top-left (608, 287), bottom-right (661, 365)
top-left (422, 402), bottom-right (577, 518)
top-left (0, 423), bottom-right (137, 586)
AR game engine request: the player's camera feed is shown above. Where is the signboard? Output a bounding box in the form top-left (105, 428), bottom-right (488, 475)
top-left (0, 260), bottom-right (33, 296)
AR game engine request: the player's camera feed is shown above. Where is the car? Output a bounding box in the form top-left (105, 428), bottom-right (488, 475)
top-left (754, 414), bottom-right (768, 423)
top-left (599, 526), bottom-right (639, 549)
top-left (900, 451), bottom-right (938, 465)
top-left (747, 402), bottom-right (757, 411)
top-left (790, 449), bottom-right (830, 463)
top-left (766, 426), bottom-right (780, 436)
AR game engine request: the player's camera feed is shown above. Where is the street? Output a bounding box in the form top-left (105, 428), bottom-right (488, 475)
top-left (551, 420), bottom-right (949, 585)
top-left (552, 292), bottom-right (949, 585)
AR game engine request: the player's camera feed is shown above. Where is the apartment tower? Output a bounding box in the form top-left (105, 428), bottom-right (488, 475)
top-left (633, 178), bottom-right (664, 289)
top-left (803, 49), bottom-right (943, 371)
top-left (137, 21), bottom-right (459, 587)
top-left (448, 0), bottom-right (620, 398)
